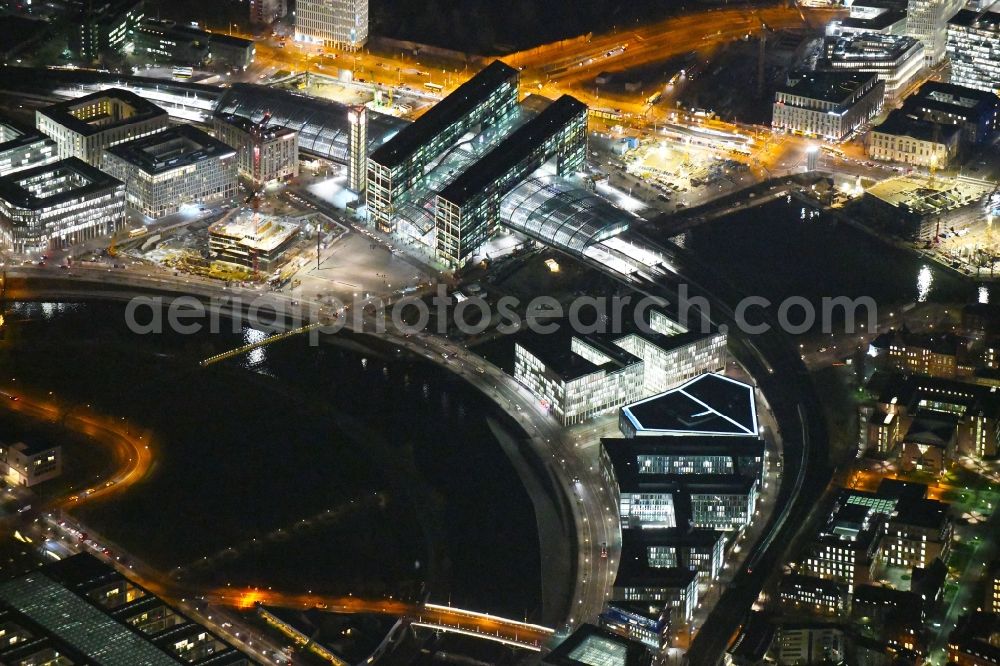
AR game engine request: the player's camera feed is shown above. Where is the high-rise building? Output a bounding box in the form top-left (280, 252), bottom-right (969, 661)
top-left (367, 61), bottom-right (519, 234)
top-left (348, 105), bottom-right (367, 193)
top-left (434, 94), bottom-right (587, 267)
top-left (250, 0), bottom-right (286, 25)
top-left (906, 0), bottom-right (965, 66)
top-left (946, 9), bottom-right (1000, 94)
top-left (295, 0), bottom-right (368, 50)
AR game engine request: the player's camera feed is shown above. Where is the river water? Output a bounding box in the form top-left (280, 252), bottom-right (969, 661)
top-left (0, 300), bottom-right (542, 620)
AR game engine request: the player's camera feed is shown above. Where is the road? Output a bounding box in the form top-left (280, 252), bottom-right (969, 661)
top-left (4, 263), bottom-right (615, 640)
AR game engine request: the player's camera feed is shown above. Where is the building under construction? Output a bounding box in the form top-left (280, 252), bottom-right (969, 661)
top-left (209, 210), bottom-right (299, 272)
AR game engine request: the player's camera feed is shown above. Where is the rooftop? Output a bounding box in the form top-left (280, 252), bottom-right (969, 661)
top-left (614, 556), bottom-right (699, 589)
top-left (621, 373), bottom-right (758, 437)
top-left (214, 112), bottom-right (297, 142)
top-left (948, 8), bottom-right (1000, 31)
top-left (865, 174), bottom-right (993, 214)
top-left (872, 109), bottom-right (962, 143)
top-left (37, 87), bottom-right (167, 137)
top-left (209, 212), bottom-right (299, 253)
top-left (369, 60), bottom-right (518, 169)
top-left (438, 94), bottom-right (587, 207)
top-left (837, 9), bottom-right (907, 31)
top-left (903, 411), bottom-right (959, 448)
top-left (602, 434), bottom-right (764, 459)
top-left (870, 328), bottom-right (966, 355)
top-left (0, 554), bottom-right (248, 665)
top-left (515, 328), bottom-right (641, 382)
top-left (0, 119), bottom-right (53, 154)
top-left (823, 32), bottom-right (920, 62)
top-left (0, 157), bottom-right (121, 210)
top-left (890, 497), bottom-right (950, 530)
top-left (543, 623), bottom-right (650, 666)
top-left (872, 371), bottom-right (1000, 419)
top-left (779, 71), bottom-right (879, 104)
top-left (105, 125), bottom-right (235, 175)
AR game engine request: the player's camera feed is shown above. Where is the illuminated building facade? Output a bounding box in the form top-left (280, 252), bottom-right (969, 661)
top-left (434, 94), bottom-right (587, 267)
top-left (906, 0), bottom-right (965, 66)
top-left (69, 0), bottom-right (145, 61)
top-left (101, 125), bottom-right (238, 219)
top-left (250, 0), bottom-right (286, 24)
top-left (800, 502), bottom-right (884, 592)
top-left (543, 623), bottom-right (651, 666)
top-left (778, 574), bottom-right (848, 616)
top-left (987, 561), bottom-right (1000, 614)
top-left (772, 71), bottom-right (884, 141)
top-left (0, 554), bottom-right (252, 664)
top-left (36, 89), bottom-right (169, 167)
top-left (515, 318), bottom-right (729, 428)
top-left (599, 602), bottom-right (672, 655)
top-left (946, 10), bottom-right (1000, 94)
top-left (902, 81), bottom-right (999, 145)
top-left (0, 120), bottom-right (57, 176)
top-left (881, 499), bottom-right (952, 568)
top-left (213, 113), bottom-right (299, 187)
top-left (868, 329), bottom-right (967, 377)
top-left (295, 0), bottom-right (368, 50)
top-left (612, 565), bottom-right (699, 623)
top-left (0, 441), bottom-right (61, 487)
top-left (348, 105), bottom-right (367, 193)
top-left (0, 158), bottom-right (124, 252)
top-left (367, 61), bottom-right (519, 233)
top-left (515, 331), bottom-right (644, 427)
top-left (818, 33), bottom-right (924, 103)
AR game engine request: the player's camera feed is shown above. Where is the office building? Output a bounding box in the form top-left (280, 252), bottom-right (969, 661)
top-left (778, 574), bottom-right (848, 616)
top-left (860, 371), bottom-right (1000, 459)
top-left (801, 502), bottom-right (884, 592)
top-left (773, 622), bottom-right (848, 665)
top-left (819, 33), bottom-right (924, 103)
top-left (515, 330), bottom-right (645, 427)
top-left (69, 0), bottom-right (145, 61)
top-left (209, 211), bottom-right (299, 272)
top-left (906, 0), bottom-right (965, 66)
top-left (897, 411), bottom-right (957, 473)
top-left (0, 440), bottom-right (61, 487)
top-left (36, 89), bottom-right (169, 167)
top-left (947, 9), bottom-right (1000, 94)
top-left (251, 0), bottom-right (286, 24)
top-left (882, 497), bottom-right (952, 568)
top-left (213, 113), bottom-right (299, 187)
top-left (612, 564), bottom-right (699, 623)
top-left (852, 585), bottom-right (925, 628)
top-left (434, 94), bottom-right (587, 267)
top-left (101, 125), bottom-right (238, 219)
top-left (620, 528), bottom-right (726, 585)
top-left (515, 320), bottom-right (728, 428)
top-left (686, 475), bottom-right (759, 530)
top-left (868, 329), bottom-right (969, 378)
top-left (618, 373), bottom-right (757, 439)
top-left (869, 110), bottom-right (962, 168)
top-left (772, 71), bottom-right (884, 141)
top-left (0, 554), bottom-right (251, 664)
top-left (987, 561), bottom-right (1000, 615)
top-left (348, 105), bottom-right (367, 192)
top-left (134, 20), bottom-right (256, 70)
top-left (543, 623), bottom-right (651, 666)
top-left (902, 81), bottom-right (999, 144)
top-left (948, 612), bottom-right (1000, 665)
top-left (0, 157), bottom-right (124, 252)
top-left (601, 435), bottom-right (765, 481)
top-left (600, 602), bottom-right (672, 655)
top-left (295, 0), bottom-right (368, 50)
top-left (367, 61), bottom-right (519, 233)
top-left (0, 120), bottom-right (57, 176)
top-left (826, 0), bottom-right (908, 37)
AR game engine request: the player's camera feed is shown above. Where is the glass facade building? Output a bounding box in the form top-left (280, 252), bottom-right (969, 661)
top-left (906, 0), bottom-right (965, 66)
top-left (101, 125), bottom-right (238, 219)
top-left (295, 0), bottom-right (368, 50)
top-left (946, 9), bottom-right (1000, 94)
top-left (367, 61), bottom-right (519, 234)
top-left (0, 157), bottom-right (124, 252)
top-left (435, 94), bottom-right (587, 267)
top-left (0, 120), bottom-right (58, 177)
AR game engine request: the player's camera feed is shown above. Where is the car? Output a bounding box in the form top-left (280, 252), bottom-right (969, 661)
top-left (600, 542), bottom-right (608, 558)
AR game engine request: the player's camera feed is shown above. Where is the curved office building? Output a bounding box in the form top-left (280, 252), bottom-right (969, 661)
top-left (214, 83), bottom-right (407, 161)
top-left (500, 175), bottom-right (634, 254)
